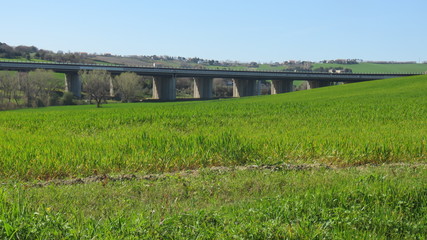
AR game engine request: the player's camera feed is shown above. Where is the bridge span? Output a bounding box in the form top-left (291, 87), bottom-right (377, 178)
top-left (0, 61), bottom-right (419, 100)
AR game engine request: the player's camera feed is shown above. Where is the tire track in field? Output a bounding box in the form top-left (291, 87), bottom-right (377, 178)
top-left (14, 162), bottom-right (426, 188)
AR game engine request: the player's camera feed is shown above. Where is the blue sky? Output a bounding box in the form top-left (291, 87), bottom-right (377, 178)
top-left (1, 0), bottom-right (426, 62)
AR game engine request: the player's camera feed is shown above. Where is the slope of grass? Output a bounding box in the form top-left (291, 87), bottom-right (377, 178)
top-left (1, 75), bottom-right (426, 238)
top-left (206, 64), bottom-right (285, 71)
top-left (0, 58), bottom-right (52, 63)
top-left (0, 75), bottom-right (426, 180)
top-left (312, 62), bottom-right (427, 74)
top-left (204, 62), bottom-right (427, 74)
top-left (0, 70), bottom-right (65, 89)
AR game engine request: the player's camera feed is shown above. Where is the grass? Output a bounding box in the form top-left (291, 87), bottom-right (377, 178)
top-left (1, 165), bottom-right (426, 239)
top-left (0, 75), bottom-right (426, 180)
top-left (92, 60), bottom-right (123, 66)
top-left (0, 69), bottom-right (65, 89)
top-left (312, 62), bottom-right (427, 74)
top-left (0, 58), bottom-right (52, 63)
top-left (1, 74), bottom-right (426, 238)
top-left (206, 64), bottom-right (285, 71)
top-left (205, 62), bottom-right (427, 74)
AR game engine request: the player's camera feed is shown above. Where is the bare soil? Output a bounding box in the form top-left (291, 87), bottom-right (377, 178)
top-left (14, 162), bottom-right (424, 188)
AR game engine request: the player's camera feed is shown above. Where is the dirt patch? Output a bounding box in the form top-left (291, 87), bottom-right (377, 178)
top-left (17, 162), bottom-right (426, 188)
top-left (22, 163), bottom-right (332, 188)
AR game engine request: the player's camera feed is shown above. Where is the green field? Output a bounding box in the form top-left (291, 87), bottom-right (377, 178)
top-left (207, 62), bottom-right (427, 74)
top-left (0, 69), bottom-right (65, 88)
top-left (0, 75), bottom-right (426, 180)
top-left (206, 64), bottom-right (284, 71)
top-left (1, 75), bottom-right (426, 238)
top-left (312, 62), bottom-right (427, 74)
top-left (0, 58), bottom-right (51, 63)
top-left (1, 165), bottom-right (426, 239)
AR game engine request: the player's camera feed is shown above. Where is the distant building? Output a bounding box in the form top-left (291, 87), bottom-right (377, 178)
top-left (328, 69), bottom-right (345, 73)
top-left (153, 63), bottom-right (164, 68)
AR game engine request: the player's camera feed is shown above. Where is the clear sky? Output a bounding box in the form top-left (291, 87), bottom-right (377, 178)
top-left (1, 0), bottom-right (426, 62)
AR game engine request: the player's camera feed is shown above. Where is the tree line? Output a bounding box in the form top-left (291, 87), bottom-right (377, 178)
top-left (0, 42), bottom-right (98, 64)
top-left (80, 70), bottom-right (144, 108)
top-left (0, 70), bottom-right (63, 109)
top-left (1, 42), bottom-right (359, 70)
top-left (0, 70), bottom-right (152, 110)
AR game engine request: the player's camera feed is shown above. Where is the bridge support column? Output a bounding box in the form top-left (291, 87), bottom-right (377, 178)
top-left (233, 78), bottom-right (257, 97)
top-left (193, 77), bottom-right (213, 99)
top-left (65, 73), bottom-right (81, 97)
top-left (109, 77), bottom-right (115, 97)
top-left (271, 80), bottom-right (293, 94)
top-left (307, 81), bottom-right (333, 89)
top-left (257, 80), bottom-right (262, 95)
top-left (152, 76), bottom-right (176, 101)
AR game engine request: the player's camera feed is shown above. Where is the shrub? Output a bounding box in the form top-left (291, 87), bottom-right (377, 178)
top-left (61, 92), bottom-right (75, 105)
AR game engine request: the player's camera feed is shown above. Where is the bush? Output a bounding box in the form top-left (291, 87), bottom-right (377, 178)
top-left (61, 92), bottom-right (75, 105)
top-left (49, 92), bottom-right (61, 106)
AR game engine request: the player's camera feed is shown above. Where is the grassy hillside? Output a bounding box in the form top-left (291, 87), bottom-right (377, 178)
top-left (0, 75), bottom-right (426, 180)
top-left (1, 75), bottom-right (426, 238)
top-left (312, 62), bottom-right (427, 73)
top-left (0, 58), bottom-right (50, 62)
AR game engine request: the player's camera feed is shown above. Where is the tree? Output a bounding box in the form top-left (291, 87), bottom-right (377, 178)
top-left (24, 69), bottom-right (59, 107)
top-left (80, 70), bottom-right (111, 108)
top-left (0, 43), bottom-right (15, 58)
top-left (114, 72), bottom-right (141, 103)
top-left (248, 62), bottom-right (259, 68)
top-left (0, 71), bottom-right (20, 104)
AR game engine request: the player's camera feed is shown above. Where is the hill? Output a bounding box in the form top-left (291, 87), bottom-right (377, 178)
top-left (312, 62), bottom-right (427, 74)
top-left (3, 42), bottom-right (427, 74)
top-left (1, 75), bottom-right (426, 238)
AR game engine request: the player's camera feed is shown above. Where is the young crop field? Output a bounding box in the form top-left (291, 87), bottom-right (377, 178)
top-left (0, 74), bottom-right (426, 238)
top-left (0, 75), bottom-right (426, 180)
top-left (1, 165), bottom-right (426, 239)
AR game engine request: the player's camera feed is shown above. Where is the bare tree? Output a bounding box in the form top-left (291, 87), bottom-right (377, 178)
top-left (24, 69), bottom-right (58, 107)
top-left (114, 72), bottom-right (141, 102)
top-left (80, 69), bottom-right (111, 108)
top-left (0, 71), bottom-right (20, 105)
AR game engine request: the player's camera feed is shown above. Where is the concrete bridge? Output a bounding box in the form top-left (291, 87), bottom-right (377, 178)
top-left (0, 61), bottom-right (419, 100)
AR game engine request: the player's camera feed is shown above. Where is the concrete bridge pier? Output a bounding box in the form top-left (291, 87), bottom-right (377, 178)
top-left (152, 75), bottom-right (176, 100)
top-left (109, 74), bottom-right (117, 97)
top-left (257, 80), bottom-right (262, 95)
top-left (193, 77), bottom-right (213, 99)
top-left (307, 81), bottom-right (333, 89)
top-left (271, 80), bottom-right (293, 94)
top-left (233, 78), bottom-right (257, 97)
top-left (65, 73), bottom-right (81, 97)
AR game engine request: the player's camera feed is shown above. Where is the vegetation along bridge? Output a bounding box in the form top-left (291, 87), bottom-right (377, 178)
top-left (0, 61), bottom-right (420, 100)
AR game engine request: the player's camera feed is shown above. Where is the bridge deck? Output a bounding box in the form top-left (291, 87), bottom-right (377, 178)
top-left (0, 61), bottom-right (419, 82)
